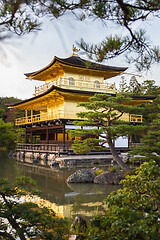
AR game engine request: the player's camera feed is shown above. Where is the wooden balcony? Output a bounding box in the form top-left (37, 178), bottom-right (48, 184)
top-left (34, 78), bottom-right (116, 96)
top-left (129, 114), bottom-right (143, 122)
top-left (121, 114), bottom-right (143, 123)
top-left (15, 111), bottom-right (143, 126)
top-left (15, 111), bottom-right (80, 125)
top-left (16, 143), bottom-right (71, 153)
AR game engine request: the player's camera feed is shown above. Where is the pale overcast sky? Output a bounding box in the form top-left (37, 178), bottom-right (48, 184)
top-left (0, 14), bottom-right (160, 100)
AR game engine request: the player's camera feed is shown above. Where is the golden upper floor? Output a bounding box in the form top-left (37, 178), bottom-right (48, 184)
top-left (34, 77), bottom-right (116, 96)
top-left (24, 54), bottom-right (127, 96)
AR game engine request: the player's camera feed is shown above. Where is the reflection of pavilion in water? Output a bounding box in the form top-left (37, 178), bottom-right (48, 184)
top-left (18, 162), bottom-right (120, 218)
top-left (23, 194), bottom-right (72, 218)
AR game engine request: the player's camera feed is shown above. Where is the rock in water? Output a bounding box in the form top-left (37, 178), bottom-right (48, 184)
top-left (67, 169), bottom-right (95, 183)
top-left (94, 171), bottom-right (125, 185)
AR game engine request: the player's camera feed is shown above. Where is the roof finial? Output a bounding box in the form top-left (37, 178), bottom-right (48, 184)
top-left (72, 45), bottom-right (79, 56)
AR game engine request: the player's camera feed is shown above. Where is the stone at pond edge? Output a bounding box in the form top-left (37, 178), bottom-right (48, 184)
top-left (94, 171), bottom-right (125, 185)
top-left (67, 169), bottom-right (95, 183)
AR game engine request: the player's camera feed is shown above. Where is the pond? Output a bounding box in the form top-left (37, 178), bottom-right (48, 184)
top-left (0, 151), bottom-right (121, 219)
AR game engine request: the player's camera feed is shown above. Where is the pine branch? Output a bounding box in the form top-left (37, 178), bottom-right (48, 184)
top-left (0, 231), bottom-right (15, 240)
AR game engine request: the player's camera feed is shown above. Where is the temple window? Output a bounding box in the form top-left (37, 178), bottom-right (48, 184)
top-left (69, 77), bottom-right (75, 86)
top-left (94, 80), bottom-right (100, 88)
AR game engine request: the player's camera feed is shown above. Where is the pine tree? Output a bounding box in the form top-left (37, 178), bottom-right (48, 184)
top-left (1, 1), bottom-right (160, 70)
top-left (128, 76), bottom-right (142, 94)
top-left (129, 95), bottom-right (160, 163)
top-left (118, 76), bottom-right (128, 93)
top-left (130, 119), bottom-right (160, 163)
top-left (68, 93), bottom-right (146, 172)
top-left (141, 80), bottom-right (160, 96)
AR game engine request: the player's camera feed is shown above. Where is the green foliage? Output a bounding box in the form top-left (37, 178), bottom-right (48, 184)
top-left (118, 78), bottom-right (160, 96)
top-left (68, 92), bottom-right (146, 171)
top-left (74, 1), bottom-right (160, 70)
top-left (125, 168), bottom-right (136, 176)
top-left (1, 1), bottom-right (160, 69)
top-left (130, 118), bottom-right (160, 163)
top-left (0, 176), bottom-right (69, 240)
top-left (95, 169), bottom-right (103, 176)
top-left (119, 76), bottom-right (128, 93)
top-left (0, 97), bottom-right (25, 122)
top-left (107, 165), bottom-right (120, 172)
top-left (14, 127), bottom-right (25, 144)
top-left (127, 76), bottom-right (142, 95)
top-left (141, 80), bottom-right (160, 96)
top-left (0, 0), bottom-right (40, 38)
top-left (0, 118), bottom-right (24, 149)
top-left (71, 140), bottom-right (91, 155)
top-left (84, 160), bottom-right (160, 239)
top-left (129, 95), bottom-right (160, 163)
top-left (141, 93), bottom-right (160, 124)
top-left (0, 118), bottom-right (15, 149)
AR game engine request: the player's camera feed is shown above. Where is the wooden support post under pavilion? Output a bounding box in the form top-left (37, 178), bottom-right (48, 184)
top-left (46, 129), bottom-right (49, 144)
top-left (30, 130), bottom-right (33, 144)
top-left (31, 109), bottom-right (33, 122)
top-left (25, 110), bottom-right (28, 121)
top-left (63, 124), bottom-right (66, 151)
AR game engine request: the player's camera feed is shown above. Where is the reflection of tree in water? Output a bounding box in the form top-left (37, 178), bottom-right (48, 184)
top-left (68, 183), bottom-right (121, 219)
top-left (0, 151), bottom-right (23, 182)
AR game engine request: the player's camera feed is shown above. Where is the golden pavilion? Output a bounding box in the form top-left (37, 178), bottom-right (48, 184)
top-left (9, 51), bottom-right (151, 153)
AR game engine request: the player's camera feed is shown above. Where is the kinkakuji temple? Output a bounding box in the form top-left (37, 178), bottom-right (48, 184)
top-left (8, 50), bottom-right (153, 155)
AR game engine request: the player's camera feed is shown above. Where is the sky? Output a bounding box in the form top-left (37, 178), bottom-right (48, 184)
top-left (0, 13), bottom-right (160, 100)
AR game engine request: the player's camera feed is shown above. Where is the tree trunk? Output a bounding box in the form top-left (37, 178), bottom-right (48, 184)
top-left (107, 134), bottom-right (130, 172)
top-left (8, 217), bottom-right (26, 240)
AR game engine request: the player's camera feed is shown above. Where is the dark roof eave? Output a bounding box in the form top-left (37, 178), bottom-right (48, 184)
top-left (8, 86), bottom-right (156, 108)
top-left (25, 56), bottom-right (128, 78)
top-left (8, 85), bottom-right (116, 107)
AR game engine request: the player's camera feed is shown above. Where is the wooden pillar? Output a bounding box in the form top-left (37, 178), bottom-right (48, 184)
top-left (63, 125), bottom-right (65, 151)
top-left (31, 109), bottom-right (33, 123)
top-left (30, 130), bottom-right (33, 144)
top-left (25, 130), bottom-right (28, 143)
top-left (56, 130), bottom-right (58, 141)
top-left (46, 128), bottom-right (49, 144)
top-left (25, 110), bottom-right (28, 123)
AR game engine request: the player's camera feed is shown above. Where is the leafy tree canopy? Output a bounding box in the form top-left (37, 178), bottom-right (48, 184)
top-left (0, 97), bottom-right (24, 122)
top-left (1, 0), bottom-right (160, 70)
top-left (0, 118), bottom-right (24, 149)
top-left (85, 160), bottom-right (160, 240)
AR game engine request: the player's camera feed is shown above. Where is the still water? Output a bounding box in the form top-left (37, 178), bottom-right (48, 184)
top-left (0, 151), bottom-right (120, 219)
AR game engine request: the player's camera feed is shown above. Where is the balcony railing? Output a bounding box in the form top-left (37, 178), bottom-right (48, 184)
top-left (34, 78), bottom-right (116, 96)
top-left (122, 114), bottom-right (143, 123)
top-left (15, 111), bottom-right (80, 125)
top-left (129, 114), bottom-right (143, 122)
top-left (17, 143), bottom-right (72, 153)
top-left (15, 111), bottom-right (143, 126)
